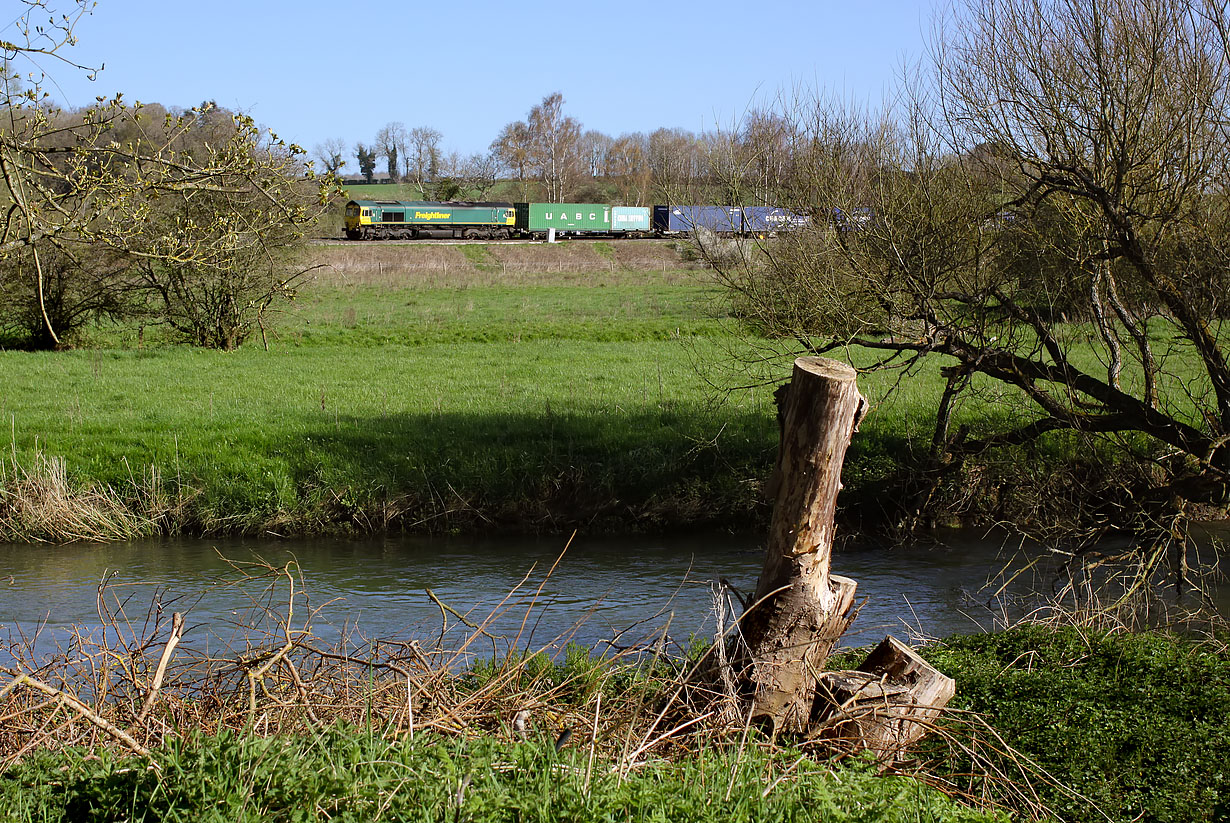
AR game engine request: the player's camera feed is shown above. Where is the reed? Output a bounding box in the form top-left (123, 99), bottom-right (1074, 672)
top-left (0, 448), bottom-right (168, 543)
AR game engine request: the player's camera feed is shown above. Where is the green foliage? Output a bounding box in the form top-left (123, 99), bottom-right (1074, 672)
top-left (928, 627), bottom-right (1230, 823)
top-left (0, 728), bottom-right (1005, 822)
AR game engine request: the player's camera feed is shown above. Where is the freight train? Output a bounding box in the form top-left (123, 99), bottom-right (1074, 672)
top-left (343, 199), bottom-right (812, 240)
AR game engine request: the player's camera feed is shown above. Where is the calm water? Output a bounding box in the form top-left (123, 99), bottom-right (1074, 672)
top-left (1, 529), bottom-right (1226, 664)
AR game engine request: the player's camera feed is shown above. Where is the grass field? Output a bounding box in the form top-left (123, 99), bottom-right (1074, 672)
top-left (0, 731), bottom-right (1004, 822)
top-left (1, 238), bottom-right (1195, 541)
top-left (0, 243), bottom-right (792, 539)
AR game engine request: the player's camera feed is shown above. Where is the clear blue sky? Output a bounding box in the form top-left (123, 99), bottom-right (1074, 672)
top-left (18, 0), bottom-right (936, 172)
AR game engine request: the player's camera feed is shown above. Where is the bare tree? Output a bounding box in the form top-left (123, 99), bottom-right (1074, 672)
top-left (647, 127), bottom-right (700, 203)
top-left (455, 151), bottom-right (501, 200)
top-left (526, 92), bottom-right (583, 202)
top-left (313, 137), bottom-right (348, 176)
top-left (708, 0), bottom-right (1230, 567)
top-left (374, 122), bottom-right (406, 183)
top-left (406, 126), bottom-right (442, 197)
top-left (608, 132), bottom-right (650, 205)
top-left (578, 129), bottom-right (613, 178)
top-left (491, 120), bottom-right (533, 200)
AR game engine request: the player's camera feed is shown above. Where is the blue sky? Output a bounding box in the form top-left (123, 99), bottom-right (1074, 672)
top-left (16, 0), bottom-right (935, 172)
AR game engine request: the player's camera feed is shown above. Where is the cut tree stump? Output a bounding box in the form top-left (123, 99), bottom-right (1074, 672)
top-left (812, 636), bottom-right (956, 760)
top-left (739, 357), bottom-right (866, 733)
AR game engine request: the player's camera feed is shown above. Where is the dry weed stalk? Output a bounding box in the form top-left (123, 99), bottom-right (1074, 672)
top-left (0, 551), bottom-right (1083, 822)
top-left (0, 550), bottom-right (687, 769)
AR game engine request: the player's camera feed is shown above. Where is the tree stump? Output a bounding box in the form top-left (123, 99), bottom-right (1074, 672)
top-left (812, 636), bottom-right (956, 759)
top-left (739, 357), bottom-right (866, 732)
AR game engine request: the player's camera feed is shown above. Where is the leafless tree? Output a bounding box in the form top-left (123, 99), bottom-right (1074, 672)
top-left (491, 120), bottom-right (533, 200)
top-left (708, 0), bottom-right (1230, 564)
top-left (374, 122), bottom-right (407, 183)
top-left (608, 132), bottom-right (650, 205)
top-left (578, 129), bottom-right (613, 178)
top-left (407, 126), bottom-right (442, 197)
top-left (313, 137), bottom-right (348, 176)
top-left (526, 92), bottom-right (583, 202)
top-left (648, 127), bottom-right (700, 203)
top-left (456, 151), bottom-right (501, 200)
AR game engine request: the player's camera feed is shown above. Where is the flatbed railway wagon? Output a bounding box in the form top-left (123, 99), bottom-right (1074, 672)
top-left (344, 200), bottom-right (516, 240)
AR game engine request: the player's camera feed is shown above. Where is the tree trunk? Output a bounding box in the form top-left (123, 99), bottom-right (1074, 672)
top-left (740, 356), bottom-right (866, 733)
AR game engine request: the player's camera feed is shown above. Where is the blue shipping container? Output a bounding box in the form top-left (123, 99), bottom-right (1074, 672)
top-left (653, 205), bottom-right (744, 234)
top-left (743, 207), bottom-right (811, 233)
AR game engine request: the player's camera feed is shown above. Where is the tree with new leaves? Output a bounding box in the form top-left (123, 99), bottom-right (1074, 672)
top-left (0, 1), bottom-right (336, 350)
top-left (707, 0), bottom-right (1230, 568)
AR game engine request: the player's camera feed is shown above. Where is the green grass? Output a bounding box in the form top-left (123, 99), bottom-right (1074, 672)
top-left (0, 729), bottom-right (1004, 822)
top-left (0, 256), bottom-right (784, 536)
top-left (0, 339), bottom-right (780, 535)
top-left (922, 626), bottom-right (1230, 823)
top-left (3, 240), bottom-right (1213, 539)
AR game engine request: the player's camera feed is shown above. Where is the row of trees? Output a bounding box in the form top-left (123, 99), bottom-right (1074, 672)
top-left (313, 93), bottom-right (798, 206)
top-left (700, 0), bottom-right (1230, 566)
top-left (1, 2), bottom-right (336, 351)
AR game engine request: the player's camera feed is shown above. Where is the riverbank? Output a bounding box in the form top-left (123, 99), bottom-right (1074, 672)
top-left (0, 241), bottom-right (1196, 543)
top-left (2, 621), bottom-right (1225, 823)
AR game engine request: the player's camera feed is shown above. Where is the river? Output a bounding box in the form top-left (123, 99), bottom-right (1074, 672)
top-left (1, 528), bottom-right (1226, 666)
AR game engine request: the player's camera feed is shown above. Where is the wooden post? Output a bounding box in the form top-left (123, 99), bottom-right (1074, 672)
top-left (740, 357), bottom-right (865, 732)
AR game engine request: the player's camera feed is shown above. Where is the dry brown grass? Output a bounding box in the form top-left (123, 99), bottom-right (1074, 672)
top-left (0, 550), bottom-right (759, 782)
top-left (0, 450), bottom-right (183, 543)
top-left (304, 240), bottom-right (706, 290)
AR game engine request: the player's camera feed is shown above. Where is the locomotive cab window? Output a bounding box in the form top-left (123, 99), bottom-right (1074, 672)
top-left (346, 204), bottom-right (359, 217)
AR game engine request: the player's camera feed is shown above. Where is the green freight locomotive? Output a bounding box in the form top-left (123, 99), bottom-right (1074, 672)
top-left (344, 200), bottom-right (516, 240)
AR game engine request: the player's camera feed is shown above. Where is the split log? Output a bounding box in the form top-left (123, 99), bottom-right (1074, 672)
top-left (740, 357), bottom-right (866, 732)
top-left (812, 636), bottom-right (956, 760)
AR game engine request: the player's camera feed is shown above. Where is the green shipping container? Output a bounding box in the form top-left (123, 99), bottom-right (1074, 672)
top-left (516, 203), bottom-right (611, 233)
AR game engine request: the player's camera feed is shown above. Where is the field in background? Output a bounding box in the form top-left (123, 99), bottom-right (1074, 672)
top-left (1, 239), bottom-right (1164, 540)
top-left (0, 242), bottom-right (786, 539)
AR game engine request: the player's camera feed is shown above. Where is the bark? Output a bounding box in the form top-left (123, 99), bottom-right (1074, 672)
top-left (741, 356), bottom-right (866, 732)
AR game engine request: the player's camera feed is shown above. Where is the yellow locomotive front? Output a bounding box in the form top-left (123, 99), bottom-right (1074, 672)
top-left (343, 201), bottom-right (372, 240)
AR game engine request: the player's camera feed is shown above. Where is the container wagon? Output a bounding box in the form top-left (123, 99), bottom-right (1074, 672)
top-left (514, 203), bottom-right (612, 238)
top-left (743, 206), bottom-right (811, 235)
top-left (610, 206), bottom-right (651, 235)
top-left (652, 205), bottom-right (744, 235)
top-left (344, 200), bottom-right (516, 240)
